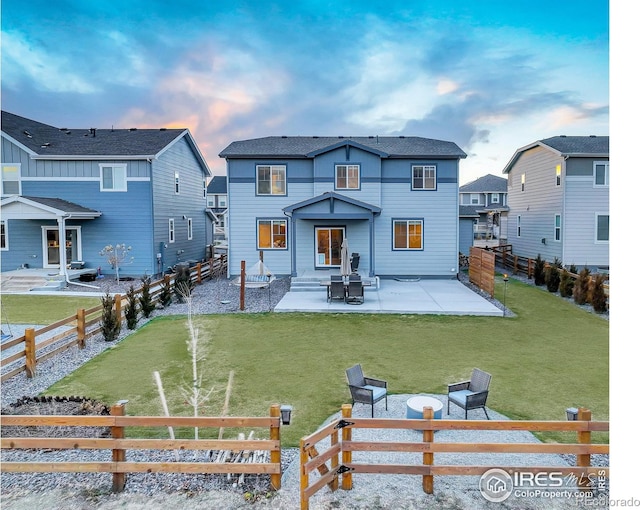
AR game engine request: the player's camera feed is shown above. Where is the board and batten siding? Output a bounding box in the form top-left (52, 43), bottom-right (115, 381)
top-left (506, 146), bottom-right (564, 262)
top-left (151, 137), bottom-right (209, 272)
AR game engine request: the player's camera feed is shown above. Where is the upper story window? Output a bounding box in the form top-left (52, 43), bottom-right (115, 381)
top-left (521, 174), bottom-right (525, 192)
top-left (187, 218), bottom-right (193, 240)
top-left (596, 214), bottom-right (609, 242)
top-left (207, 196), bottom-right (215, 208)
top-left (555, 165), bottom-right (561, 186)
top-left (1, 164), bottom-right (21, 195)
top-left (100, 164), bottom-right (127, 192)
top-left (335, 164), bottom-right (360, 189)
top-left (594, 162), bottom-right (609, 187)
top-left (491, 193), bottom-right (500, 204)
top-left (258, 219), bottom-right (287, 249)
top-left (470, 193), bottom-right (480, 205)
top-left (412, 165), bottom-right (436, 190)
top-left (203, 179), bottom-right (207, 199)
top-left (517, 215), bottom-right (522, 237)
top-left (257, 165), bottom-right (286, 195)
top-left (219, 195), bottom-right (227, 207)
top-left (1, 220), bottom-right (7, 250)
top-left (393, 219), bottom-right (423, 250)
top-left (555, 214), bottom-right (561, 241)
top-left (175, 172), bottom-right (180, 194)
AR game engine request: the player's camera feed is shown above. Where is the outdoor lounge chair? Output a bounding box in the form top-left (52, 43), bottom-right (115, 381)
top-left (447, 368), bottom-right (491, 419)
top-left (328, 279), bottom-right (346, 302)
top-left (346, 274), bottom-right (364, 304)
top-left (346, 364), bottom-right (387, 417)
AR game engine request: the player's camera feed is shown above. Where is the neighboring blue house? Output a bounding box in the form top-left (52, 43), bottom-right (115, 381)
top-left (502, 135), bottom-right (609, 270)
top-left (458, 173), bottom-right (509, 255)
top-left (219, 136), bottom-right (467, 279)
top-left (205, 175), bottom-right (228, 248)
top-left (1, 111), bottom-right (212, 277)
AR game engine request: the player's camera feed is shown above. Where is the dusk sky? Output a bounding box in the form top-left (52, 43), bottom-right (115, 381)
top-left (2, 1), bottom-right (610, 184)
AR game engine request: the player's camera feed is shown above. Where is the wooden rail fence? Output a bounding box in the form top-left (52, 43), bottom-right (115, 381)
top-left (1, 256), bottom-right (227, 382)
top-left (0, 401), bottom-right (283, 492)
top-left (300, 404), bottom-right (608, 510)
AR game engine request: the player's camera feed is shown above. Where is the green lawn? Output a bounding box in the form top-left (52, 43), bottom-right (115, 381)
top-left (2, 295), bottom-right (101, 324)
top-left (39, 277), bottom-right (608, 447)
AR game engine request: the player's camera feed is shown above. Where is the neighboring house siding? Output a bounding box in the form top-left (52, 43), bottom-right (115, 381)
top-left (152, 137), bottom-right (208, 271)
top-left (563, 169), bottom-right (609, 267)
top-left (506, 146), bottom-right (564, 261)
top-left (459, 218), bottom-right (474, 255)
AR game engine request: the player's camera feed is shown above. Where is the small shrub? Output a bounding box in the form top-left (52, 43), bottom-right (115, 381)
top-left (533, 254), bottom-right (546, 286)
top-left (545, 257), bottom-right (562, 293)
top-left (174, 265), bottom-right (194, 303)
top-left (159, 277), bottom-right (172, 307)
top-left (139, 276), bottom-right (156, 318)
top-left (100, 293), bottom-right (121, 342)
top-left (559, 269), bottom-right (574, 297)
top-left (590, 274), bottom-right (608, 313)
top-left (124, 285), bottom-right (138, 330)
top-left (573, 267), bottom-right (591, 305)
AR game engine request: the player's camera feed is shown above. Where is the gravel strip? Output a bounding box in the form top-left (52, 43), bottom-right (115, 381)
top-left (1, 273), bottom-right (609, 509)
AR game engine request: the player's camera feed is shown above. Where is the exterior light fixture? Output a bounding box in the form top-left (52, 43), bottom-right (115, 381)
top-left (280, 405), bottom-right (292, 425)
top-left (566, 407), bottom-right (579, 421)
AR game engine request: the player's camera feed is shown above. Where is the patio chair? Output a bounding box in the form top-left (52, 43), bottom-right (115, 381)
top-left (447, 368), bottom-right (491, 419)
top-left (328, 279), bottom-right (346, 302)
top-left (346, 274), bottom-right (364, 304)
top-left (346, 364), bottom-right (387, 417)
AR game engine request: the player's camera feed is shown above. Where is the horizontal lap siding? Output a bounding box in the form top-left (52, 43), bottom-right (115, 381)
top-left (152, 138), bottom-right (209, 272)
top-left (564, 176), bottom-right (609, 267)
top-left (506, 148), bottom-right (564, 262)
top-left (375, 181), bottom-right (458, 277)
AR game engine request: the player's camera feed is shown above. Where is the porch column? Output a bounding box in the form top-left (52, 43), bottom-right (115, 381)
top-left (289, 214), bottom-right (297, 277)
top-left (57, 216), bottom-right (67, 276)
top-left (368, 214), bottom-right (375, 277)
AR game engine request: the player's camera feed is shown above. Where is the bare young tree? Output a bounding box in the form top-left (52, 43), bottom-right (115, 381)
top-left (99, 243), bottom-right (134, 283)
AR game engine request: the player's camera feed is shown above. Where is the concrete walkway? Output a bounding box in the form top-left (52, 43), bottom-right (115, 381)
top-left (275, 279), bottom-right (504, 316)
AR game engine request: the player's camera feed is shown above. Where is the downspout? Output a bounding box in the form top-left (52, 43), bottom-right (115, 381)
top-left (59, 214), bottom-right (100, 289)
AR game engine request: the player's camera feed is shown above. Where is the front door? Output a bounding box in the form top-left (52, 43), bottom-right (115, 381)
top-left (315, 227), bottom-right (344, 268)
top-left (43, 227), bottom-right (81, 268)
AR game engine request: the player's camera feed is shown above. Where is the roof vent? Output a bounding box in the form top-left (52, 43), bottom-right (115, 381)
top-left (281, 135), bottom-right (287, 138)
top-left (160, 127), bottom-right (166, 131)
top-left (41, 142), bottom-right (51, 148)
top-left (590, 135), bottom-right (596, 137)
top-left (129, 127), bottom-right (137, 131)
top-left (560, 135), bottom-right (566, 137)
top-left (399, 135), bottom-right (405, 138)
top-left (23, 130), bottom-right (32, 138)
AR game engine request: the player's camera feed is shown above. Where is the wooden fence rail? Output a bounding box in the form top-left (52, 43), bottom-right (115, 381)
top-left (300, 404), bottom-right (608, 510)
top-left (0, 256), bottom-right (227, 382)
top-left (1, 401), bottom-right (283, 492)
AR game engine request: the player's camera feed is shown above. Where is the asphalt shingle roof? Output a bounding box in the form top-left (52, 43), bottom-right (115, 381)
top-left (219, 136), bottom-right (466, 159)
top-left (20, 196), bottom-right (100, 214)
top-left (459, 174), bottom-right (507, 193)
top-left (540, 135), bottom-right (609, 155)
top-left (1, 111), bottom-right (188, 157)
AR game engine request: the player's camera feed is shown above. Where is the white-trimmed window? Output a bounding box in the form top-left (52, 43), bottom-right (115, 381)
top-left (175, 172), bottom-right (180, 194)
top-left (491, 193), bottom-right (500, 204)
top-left (594, 162), bottom-right (609, 187)
top-left (521, 174), bottom-right (525, 192)
top-left (335, 164), bottom-right (360, 189)
top-left (412, 165), bottom-right (436, 190)
top-left (187, 218), bottom-right (193, 240)
top-left (100, 164), bottom-right (127, 191)
top-left (1, 220), bottom-right (7, 250)
top-left (517, 215), bottom-right (522, 237)
top-left (168, 219), bottom-right (175, 243)
top-left (207, 196), bottom-right (215, 208)
top-left (393, 219), bottom-right (423, 250)
top-left (554, 214), bottom-right (561, 241)
top-left (595, 214), bottom-right (609, 242)
top-left (257, 165), bottom-right (286, 195)
top-left (219, 195), bottom-right (227, 207)
top-left (470, 193), bottom-right (480, 205)
top-left (556, 165), bottom-right (561, 186)
top-left (258, 219), bottom-right (287, 249)
top-left (1, 164), bottom-right (21, 195)
top-left (203, 179), bottom-right (207, 199)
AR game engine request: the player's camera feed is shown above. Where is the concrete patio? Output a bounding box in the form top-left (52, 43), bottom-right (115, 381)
top-left (275, 278), bottom-right (504, 316)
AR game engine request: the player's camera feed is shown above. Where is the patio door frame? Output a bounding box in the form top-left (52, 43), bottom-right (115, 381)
top-left (42, 225), bottom-right (82, 268)
top-left (314, 226), bottom-right (345, 269)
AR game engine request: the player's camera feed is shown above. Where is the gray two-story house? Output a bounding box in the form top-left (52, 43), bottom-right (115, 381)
top-left (219, 136), bottom-right (467, 279)
top-left (502, 135), bottom-right (609, 270)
